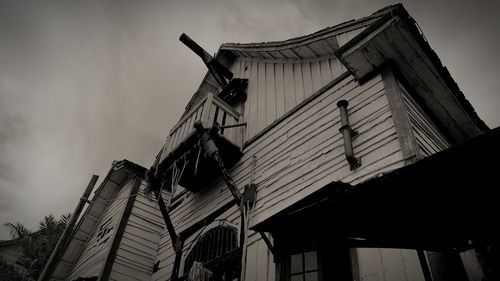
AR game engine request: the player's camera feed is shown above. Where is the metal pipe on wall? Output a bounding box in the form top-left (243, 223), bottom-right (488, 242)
top-left (337, 100), bottom-right (362, 170)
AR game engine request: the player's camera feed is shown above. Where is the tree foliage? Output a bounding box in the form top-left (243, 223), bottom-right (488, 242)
top-left (3, 213), bottom-right (71, 279)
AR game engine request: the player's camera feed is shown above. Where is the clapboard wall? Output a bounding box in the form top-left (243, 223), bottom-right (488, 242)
top-left (231, 56), bottom-right (345, 139)
top-left (229, 28), bottom-right (364, 140)
top-left (151, 70), bottom-right (406, 280)
top-left (151, 204), bottom-right (276, 281)
top-left (107, 181), bottom-right (165, 281)
top-left (66, 179), bottom-right (133, 280)
top-left (176, 73), bottom-right (403, 232)
top-left (399, 81), bottom-right (450, 157)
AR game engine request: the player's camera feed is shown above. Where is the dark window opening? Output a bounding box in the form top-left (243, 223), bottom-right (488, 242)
top-left (183, 225), bottom-right (240, 281)
top-left (290, 251), bottom-right (319, 281)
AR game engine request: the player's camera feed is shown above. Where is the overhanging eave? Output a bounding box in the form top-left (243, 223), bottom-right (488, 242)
top-left (336, 11), bottom-right (487, 144)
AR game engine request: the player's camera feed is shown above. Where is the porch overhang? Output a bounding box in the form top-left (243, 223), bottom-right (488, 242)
top-left (252, 127), bottom-right (500, 251)
top-left (335, 5), bottom-right (488, 143)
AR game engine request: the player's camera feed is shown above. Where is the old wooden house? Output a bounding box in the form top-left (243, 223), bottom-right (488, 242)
top-left (148, 4), bottom-right (496, 281)
top-left (41, 3), bottom-right (499, 281)
top-left (42, 160), bottom-right (167, 281)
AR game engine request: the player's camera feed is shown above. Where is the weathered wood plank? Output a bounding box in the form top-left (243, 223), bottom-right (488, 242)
top-left (382, 67), bottom-right (419, 163)
top-left (266, 62), bottom-right (277, 126)
top-left (284, 63), bottom-right (296, 111)
top-left (320, 59), bottom-right (333, 84)
top-left (330, 58), bottom-right (344, 76)
top-left (310, 60), bottom-right (323, 93)
top-left (291, 63), bottom-right (304, 105)
top-left (244, 241), bottom-right (259, 281)
top-left (275, 63), bottom-right (285, 118)
top-left (301, 62), bottom-right (313, 98)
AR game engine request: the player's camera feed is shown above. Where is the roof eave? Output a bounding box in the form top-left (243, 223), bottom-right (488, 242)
top-left (335, 5), bottom-right (488, 143)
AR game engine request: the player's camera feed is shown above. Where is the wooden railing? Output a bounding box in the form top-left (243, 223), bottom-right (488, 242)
top-left (162, 93), bottom-right (244, 159)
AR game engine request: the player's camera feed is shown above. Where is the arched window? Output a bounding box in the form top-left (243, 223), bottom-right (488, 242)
top-left (184, 225), bottom-right (240, 280)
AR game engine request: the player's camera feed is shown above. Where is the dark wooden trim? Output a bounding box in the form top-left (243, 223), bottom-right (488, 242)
top-left (381, 66), bottom-right (419, 164)
top-left (155, 191), bottom-right (179, 249)
top-left (259, 231), bottom-right (276, 257)
top-left (98, 176), bottom-right (141, 281)
top-left (417, 250), bottom-right (434, 281)
top-left (335, 11), bottom-right (395, 58)
top-left (243, 71), bottom-right (351, 149)
top-left (349, 248), bottom-right (360, 281)
top-left (171, 240), bottom-right (185, 281)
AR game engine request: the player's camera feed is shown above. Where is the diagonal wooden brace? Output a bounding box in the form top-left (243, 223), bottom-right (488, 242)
top-left (194, 123), bottom-right (277, 262)
top-left (153, 190), bottom-right (183, 281)
top-left (195, 121), bottom-right (242, 203)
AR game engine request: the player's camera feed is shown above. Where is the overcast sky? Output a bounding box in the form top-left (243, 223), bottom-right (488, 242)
top-left (1, 0), bottom-right (499, 240)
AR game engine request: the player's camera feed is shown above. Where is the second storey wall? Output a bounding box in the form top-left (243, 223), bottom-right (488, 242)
top-left (152, 71), bottom-right (407, 280)
top-left (172, 73), bottom-right (405, 232)
top-left (108, 181), bottom-right (165, 281)
top-left (231, 56), bottom-right (346, 139)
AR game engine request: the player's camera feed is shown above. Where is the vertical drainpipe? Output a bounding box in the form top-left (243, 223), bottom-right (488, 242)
top-left (337, 100), bottom-right (361, 170)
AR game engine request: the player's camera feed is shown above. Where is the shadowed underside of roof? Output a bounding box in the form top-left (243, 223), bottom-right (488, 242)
top-left (182, 4), bottom-right (396, 117)
top-left (181, 4), bottom-right (487, 136)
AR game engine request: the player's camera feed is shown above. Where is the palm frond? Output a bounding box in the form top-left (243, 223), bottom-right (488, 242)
top-left (3, 222), bottom-right (31, 239)
top-left (59, 213), bottom-right (71, 228)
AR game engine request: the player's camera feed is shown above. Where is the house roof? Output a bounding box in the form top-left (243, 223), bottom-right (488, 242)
top-left (335, 4), bottom-right (488, 140)
top-left (218, 4), bottom-right (398, 58)
top-left (181, 4), bottom-right (487, 142)
top-left (181, 4), bottom-right (392, 115)
top-left (49, 160), bottom-right (146, 281)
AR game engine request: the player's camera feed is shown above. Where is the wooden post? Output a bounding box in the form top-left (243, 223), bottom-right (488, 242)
top-left (152, 189), bottom-right (184, 281)
top-left (201, 93), bottom-right (214, 129)
top-left (382, 67), bottom-right (419, 164)
top-left (237, 115), bottom-right (245, 147)
top-left (417, 249), bottom-right (434, 281)
top-left (38, 175), bottom-right (99, 281)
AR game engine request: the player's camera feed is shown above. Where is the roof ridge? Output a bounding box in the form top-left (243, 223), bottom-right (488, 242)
top-left (220, 3), bottom-right (401, 50)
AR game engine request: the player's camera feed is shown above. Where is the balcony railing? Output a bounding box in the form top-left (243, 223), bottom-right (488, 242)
top-left (157, 93), bottom-right (244, 192)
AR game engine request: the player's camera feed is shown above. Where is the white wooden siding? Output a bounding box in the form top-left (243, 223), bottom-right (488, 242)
top-left (66, 180), bottom-right (133, 280)
top-left (152, 73), bottom-right (406, 281)
top-left (399, 81), bottom-right (450, 157)
top-left (244, 236), bottom-right (275, 281)
top-left (231, 57), bottom-right (346, 139)
top-left (151, 204), bottom-right (275, 281)
top-left (108, 182), bottom-right (165, 281)
top-left (355, 248), bottom-right (425, 281)
top-left (172, 74), bottom-right (403, 234)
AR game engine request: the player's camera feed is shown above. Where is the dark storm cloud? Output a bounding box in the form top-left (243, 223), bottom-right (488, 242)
top-left (1, 0), bottom-right (499, 239)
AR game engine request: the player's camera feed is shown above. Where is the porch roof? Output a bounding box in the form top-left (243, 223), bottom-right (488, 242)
top-left (252, 127), bottom-right (500, 251)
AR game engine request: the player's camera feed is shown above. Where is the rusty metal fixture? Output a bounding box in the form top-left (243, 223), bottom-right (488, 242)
top-left (337, 100), bottom-right (362, 170)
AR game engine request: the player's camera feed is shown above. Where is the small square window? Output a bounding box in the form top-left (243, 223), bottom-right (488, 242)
top-left (304, 251), bottom-right (317, 271)
top-left (291, 254), bottom-right (303, 274)
top-left (289, 251), bottom-right (319, 281)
